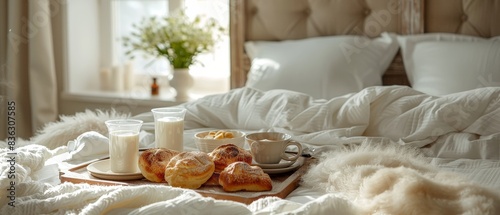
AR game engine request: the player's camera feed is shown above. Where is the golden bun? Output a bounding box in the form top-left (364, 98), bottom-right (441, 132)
top-left (164, 151), bottom-right (215, 189)
top-left (138, 148), bottom-right (180, 182)
top-left (208, 144), bottom-right (252, 173)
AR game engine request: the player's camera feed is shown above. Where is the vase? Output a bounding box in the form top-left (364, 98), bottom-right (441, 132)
top-left (169, 68), bottom-right (194, 101)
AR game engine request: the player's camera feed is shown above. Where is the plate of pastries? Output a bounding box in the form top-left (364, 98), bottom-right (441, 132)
top-left (138, 144), bottom-right (275, 192)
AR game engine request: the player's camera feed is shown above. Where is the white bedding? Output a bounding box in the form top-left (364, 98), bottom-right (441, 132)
top-left (2, 86), bottom-right (500, 214)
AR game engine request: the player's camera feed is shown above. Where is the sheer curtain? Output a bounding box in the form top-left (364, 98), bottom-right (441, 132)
top-left (1, 0), bottom-right (58, 139)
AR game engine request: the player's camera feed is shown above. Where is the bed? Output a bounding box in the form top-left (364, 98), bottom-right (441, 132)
top-left (2, 0), bottom-right (500, 214)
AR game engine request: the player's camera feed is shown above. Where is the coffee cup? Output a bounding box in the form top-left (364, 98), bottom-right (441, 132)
top-left (246, 132), bottom-right (303, 164)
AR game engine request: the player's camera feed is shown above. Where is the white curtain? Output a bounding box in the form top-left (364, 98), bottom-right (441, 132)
top-left (1, 0), bottom-right (58, 139)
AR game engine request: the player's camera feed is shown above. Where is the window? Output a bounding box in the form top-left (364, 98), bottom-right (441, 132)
top-left (64, 0), bottom-right (230, 101)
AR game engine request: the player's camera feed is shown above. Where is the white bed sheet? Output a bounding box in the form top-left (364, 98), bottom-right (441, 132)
top-left (2, 86), bottom-right (500, 214)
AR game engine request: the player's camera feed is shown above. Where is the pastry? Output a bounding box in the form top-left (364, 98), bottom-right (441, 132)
top-left (208, 144), bottom-right (252, 173)
top-left (138, 148), bottom-right (180, 182)
top-left (164, 151), bottom-right (215, 189)
top-left (219, 162), bottom-right (272, 192)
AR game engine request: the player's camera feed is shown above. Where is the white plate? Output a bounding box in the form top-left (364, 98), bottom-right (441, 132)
top-left (87, 159), bottom-right (144, 181)
top-left (252, 158), bottom-right (296, 169)
top-left (261, 157), bottom-right (305, 174)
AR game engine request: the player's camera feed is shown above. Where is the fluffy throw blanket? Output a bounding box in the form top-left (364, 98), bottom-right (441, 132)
top-left (303, 144), bottom-right (500, 214)
top-left (31, 109), bottom-right (129, 150)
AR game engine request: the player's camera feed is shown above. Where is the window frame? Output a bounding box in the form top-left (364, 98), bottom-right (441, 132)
top-left (63, 0), bottom-right (229, 102)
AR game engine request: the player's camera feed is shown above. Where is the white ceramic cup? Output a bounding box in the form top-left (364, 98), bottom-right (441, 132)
top-left (105, 119), bottom-right (143, 173)
top-left (246, 132), bottom-right (303, 164)
top-left (151, 107), bottom-right (186, 152)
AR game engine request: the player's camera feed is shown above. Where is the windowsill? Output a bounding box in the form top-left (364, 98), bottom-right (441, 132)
top-left (61, 88), bottom-right (188, 107)
top-left (61, 85), bottom-right (226, 105)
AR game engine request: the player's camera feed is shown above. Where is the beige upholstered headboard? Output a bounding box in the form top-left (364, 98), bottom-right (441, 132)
top-left (425, 0), bottom-right (500, 37)
top-left (229, 0), bottom-right (500, 89)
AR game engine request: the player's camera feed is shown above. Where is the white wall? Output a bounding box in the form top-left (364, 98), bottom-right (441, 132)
top-left (65, 0), bottom-right (100, 93)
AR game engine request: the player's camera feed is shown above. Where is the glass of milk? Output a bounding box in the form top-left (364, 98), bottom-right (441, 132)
top-left (105, 119), bottom-right (143, 173)
top-left (151, 107), bottom-right (186, 152)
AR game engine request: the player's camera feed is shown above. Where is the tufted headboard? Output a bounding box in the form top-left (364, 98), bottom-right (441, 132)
top-left (425, 0), bottom-right (500, 37)
top-left (229, 0), bottom-right (500, 89)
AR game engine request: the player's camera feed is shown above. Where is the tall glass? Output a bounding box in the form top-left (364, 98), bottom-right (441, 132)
top-left (151, 107), bottom-right (186, 151)
top-left (105, 119), bottom-right (143, 173)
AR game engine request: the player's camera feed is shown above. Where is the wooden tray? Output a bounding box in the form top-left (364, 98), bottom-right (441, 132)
top-left (59, 157), bottom-right (313, 204)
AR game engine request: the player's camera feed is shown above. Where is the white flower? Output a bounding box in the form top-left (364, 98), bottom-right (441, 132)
top-left (123, 9), bottom-right (225, 69)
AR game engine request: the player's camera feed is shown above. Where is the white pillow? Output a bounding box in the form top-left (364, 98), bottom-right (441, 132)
top-left (244, 32), bottom-right (399, 99)
top-left (397, 33), bottom-right (500, 96)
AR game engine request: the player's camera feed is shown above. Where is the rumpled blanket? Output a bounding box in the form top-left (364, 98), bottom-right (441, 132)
top-left (1, 86), bottom-right (500, 214)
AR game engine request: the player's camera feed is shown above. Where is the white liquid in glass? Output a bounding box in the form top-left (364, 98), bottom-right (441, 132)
top-left (109, 131), bottom-right (139, 173)
top-left (155, 117), bottom-right (184, 151)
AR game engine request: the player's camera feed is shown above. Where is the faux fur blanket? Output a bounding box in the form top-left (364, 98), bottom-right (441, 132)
top-left (303, 144), bottom-right (500, 214)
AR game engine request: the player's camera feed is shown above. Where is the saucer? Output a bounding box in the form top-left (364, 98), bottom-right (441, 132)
top-left (252, 158), bottom-right (296, 169)
top-left (87, 159), bottom-right (144, 181)
top-left (261, 157), bottom-right (305, 174)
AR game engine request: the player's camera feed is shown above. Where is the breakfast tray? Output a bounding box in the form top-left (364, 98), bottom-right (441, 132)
top-left (59, 157), bottom-right (314, 204)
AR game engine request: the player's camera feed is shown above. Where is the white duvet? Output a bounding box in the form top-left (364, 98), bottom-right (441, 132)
top-left (1, 86), bottom-right (500, 214)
